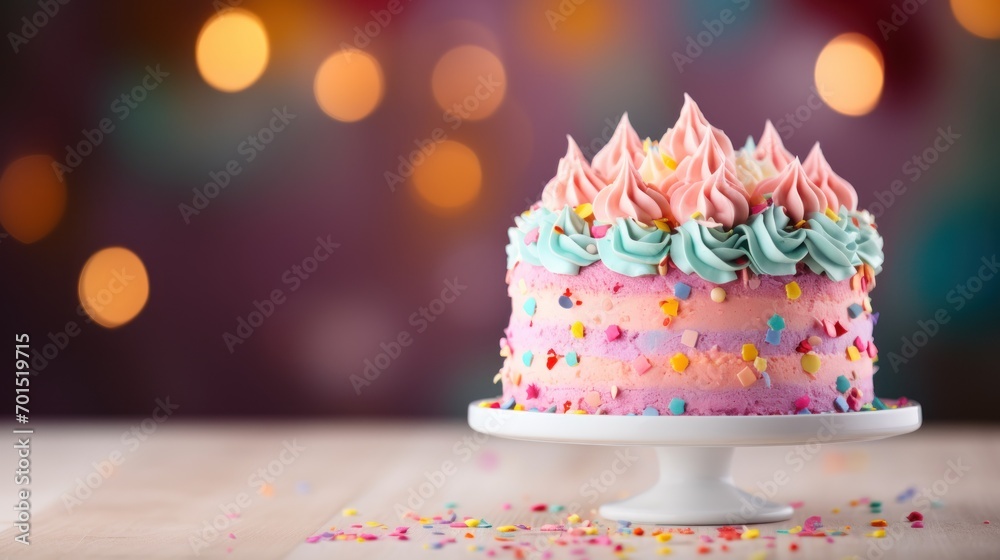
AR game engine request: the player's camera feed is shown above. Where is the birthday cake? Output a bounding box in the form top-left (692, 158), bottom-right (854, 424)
top-left (495, 94), bottom-right (886, 416)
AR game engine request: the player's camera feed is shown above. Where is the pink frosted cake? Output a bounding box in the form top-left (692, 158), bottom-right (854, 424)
top-left (494, 94), bottom-right (886, 416)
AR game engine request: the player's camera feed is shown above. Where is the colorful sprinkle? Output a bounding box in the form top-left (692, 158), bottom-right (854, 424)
top-left (522, 298), bottom-right (536, 316)
top-left (681, 330), bottom-right (699, 348)
top-left (523, 228), bottom-right (539, 245)
top-left (785, 281), bottom-right (802, 300)
top-left (501, 397), bottom-right (515, 410)
top-left (668, 397), bottom-right (686, 415)
top-left (871, 519), bottom-right (888, 527)
top-left (761, 371), bottom-right (771, 388)
top-left (632, 356), bottom-right (652, 375)
top-left (825, 207), bottom-right (840, 222)
top-left (710, 287), bottom-right (727, 302)
top-left (522, 351), bottom-right (533, 367)
top-left (847, 303), bottom-right (864, 318)
top-left (606, 325), bottom-right (621, 341)
top-left (753, 356), bottom-right (767, 372)
top-left (674, 282), bottom-right (691, 300)
top-left (565, 352), bottom-right (579, 366)
top-left (872, 396), bottom-right (887, 410)
top-left (906, 511), bottom-right (923, 522)
top-left (525, 383), bottom-right (540, 399)
top-left (574, 203), bottom-right (593, 220)
top-left (591, 224), bottom-right (610, 238)
top-left (737, 367), bottom-right (757, 387)
top-left (642, 406), bottom-right (659, 416)
top-left (767, 314), bottom-right (786, 331)
top-left (343, 508), bottom-right (358, 516)
top-left (497, 525), bottom-right (518, 532)
top-left (611, 385), bottom-right (619, 399)
top-left (670, 353), bottom-right (689, 372)
top-left (660, 299), bottom-right (679, 316)
top-left (833, 395), bottom-right (849, 412)
top-left (847, 346), bottom-right (861, 361)
top-left (741, 528), bottom-right (760, 540)
top-left (765, 328), bottom-right (781, 345)
top-left (558, 295), bottom-right (574, 309)
top-left (794, 395), bottom-right (810, 410)
top-left (801, 352), bottom-right (821, 374)
top-left (741, 343), bottom-right (758, 361)
top-left (570, 321), bottom-right (585, 338)
top-left (836, 375), bottom-right (851, 393)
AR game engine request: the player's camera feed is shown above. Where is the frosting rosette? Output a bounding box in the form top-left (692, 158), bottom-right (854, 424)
top-left (660, 129), bottom-right (740, 196)
top-left (754, 158), bottom-right (829, 223)
top-left (541, 136), bottom-right (604, 211)
top-left (595, 217), bottom-right (670, 277)
top-left (638, 144), bottom-right (675, 191)
top-left (536, 206), bottom-right (600, 274)
top-left (801, 210), bottom-right (862, 281)
top-left (669, 220), bottom-right (748, 283)
top-left (591, 113), bottom-right (645, 182)
top-left (735, 204), bottom-right (807, 276)
top-left (754, 120), bottom-right (795, 172)
top-left (593, 159), bottom-right (671, 224)
top-left (506, 207), bottom-right (553, 268)
top-left (668, 165), bottom-right (751, 230)
top-left (735, 137), bottom-right (778, 194)
top-left (842, 208), bottom-right (884, 273)
top-left (803, 143), bottom-right (858, 212)
top-left (659, 93), bottom-right (735, 162)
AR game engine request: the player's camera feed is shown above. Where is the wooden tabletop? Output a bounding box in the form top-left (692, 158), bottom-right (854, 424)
top-left (1, 421), bottom-right (997, 559)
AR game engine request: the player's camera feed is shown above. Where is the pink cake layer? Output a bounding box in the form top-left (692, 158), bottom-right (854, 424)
top-left (498, 261), bottom-right (877, 415)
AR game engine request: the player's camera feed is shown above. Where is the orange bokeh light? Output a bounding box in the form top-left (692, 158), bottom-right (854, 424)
top-left (79, 247), bottom-right (150, 329)
top-left (196, 9), bottom-right (270, 92)
top-left (431, 45), bottom-right (507, 120)
top-left (951, 0), bottom-right (1000, 39)
top-left (0, 155), bottom-right (66, 243)
top-left (412, 140), bottom-right (482, 210)
top-left (314, 49), bottom-right (385, 122)
top-left (814, 33), bottom-right (885, 117)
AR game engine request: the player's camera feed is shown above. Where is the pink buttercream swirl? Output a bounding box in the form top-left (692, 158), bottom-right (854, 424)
top-left (659, 93), bottom-right (735, 163)
top-left (754, 120), bottom-right (795, 172)
top-left (541, 135), bottom-right (604, 210)
top-left (591, 113), bottom-right (645, 182)
top-left (593, 159), bottom-right (671, 224)
top-left (658, 129), bottom-right (739, 197)
top-left (754, 157), bottom-right (829, 222)
top-left (668, 164), bottom-right (751, 229)
top-left (802, 143), bottom-right (858, 212)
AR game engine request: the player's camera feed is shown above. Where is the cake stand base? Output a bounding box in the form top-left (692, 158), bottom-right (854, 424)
top-left (468, 399), bottom-right (921, 525)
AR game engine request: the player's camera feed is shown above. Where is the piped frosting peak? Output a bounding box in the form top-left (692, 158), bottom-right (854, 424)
top-left (660, 93), bottom-right (735, 163)
top-left (593, 158), bottom-right (671, 224)
top-left (591, 113), bottom-right (645, 182)
top-left (754, 120), bottom-right (795, 172)
top-left (541, 136), bottom-right (604, 210)
top-left (803, 143), bottom-right (858, 212)
top-left (754, 157), bottom-right (828, 223)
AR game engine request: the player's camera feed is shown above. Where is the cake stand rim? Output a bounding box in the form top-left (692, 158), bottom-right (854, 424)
top-left (467, 398), bottom-right (921, 447)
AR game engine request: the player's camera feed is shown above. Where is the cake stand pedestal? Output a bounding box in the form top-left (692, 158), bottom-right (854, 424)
top-left (467, 400), bottom-right (921, 525)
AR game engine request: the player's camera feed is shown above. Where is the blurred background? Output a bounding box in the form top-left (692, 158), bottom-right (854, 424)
top-left (1, 0), bottom-right (998, 421)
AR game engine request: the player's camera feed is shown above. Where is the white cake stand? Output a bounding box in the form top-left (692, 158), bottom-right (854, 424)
top-left (467, 399), bottom-right (921, 525)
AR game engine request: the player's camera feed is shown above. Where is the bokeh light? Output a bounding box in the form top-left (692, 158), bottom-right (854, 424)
top-left (951, 0), bottom-right (1000, 39)
top-left (195, 9), bottom-right (269, 92)
top-left (412, 140), bottom-right (482, 210)
top-left (814, 33), bottom-right (885, 117)
top-left (0, 155), bottom-right (66, 244)
top-left (431, 45), bottom-right (507, 120)
top-left (79, 247), bottom-right (150, 329)
top-left (314, 49), bottom-right (385, 122)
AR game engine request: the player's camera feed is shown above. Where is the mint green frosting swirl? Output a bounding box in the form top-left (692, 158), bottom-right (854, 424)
top-left (841, 208), bottom-right (884, 274)
top-left (669, 220), bottom-right (748, 283)
top-left (506, 207), bottom-right (553, 268)
top-left (735, 205), bottom-right (807, 276)
top-left (595, 218), bottom-right (670, 277)
top-left (801, 210), bottom-right (861, 281)
top-left (537, 207), bottom-right (600, 274)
